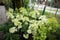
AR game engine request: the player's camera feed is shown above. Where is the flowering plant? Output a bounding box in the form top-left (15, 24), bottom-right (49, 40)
top-left (6, 7), bottom-right (59, 40)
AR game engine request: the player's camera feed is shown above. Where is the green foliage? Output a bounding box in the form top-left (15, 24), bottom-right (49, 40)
top-left (38, 10), bottom-right (60, 40)
top-left (0, 21), bottom-right (13, 32)
top-left (24, 0), bottom-right (29, 7)
top-left (4, 33), bottom-right (20, 40)
top-left (0, 21), bottom-right (20, 40)
top-left (3, 0), bottom-right (11, 3)
top-left (2, 0), bottom-right (29, 9)
top-left (6, 7), bottom-right (59, 40)
top-left (47, 17), bottom-right (59, 31)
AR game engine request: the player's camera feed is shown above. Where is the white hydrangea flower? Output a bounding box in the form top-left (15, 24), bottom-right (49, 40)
top-left (25, 22), bottom-right (28, 25)
top-left (29, 20), bottom-right (37, 24)
top-left (27, 23), bottom-right (38, 35)
top-left (17, 23), bottom-right (22, 29)
top-left (32, 30), bottom-right (37, 36)
top-left (39, 15), bottom-right (46, 19)
top-left (29, 24), bottom-right (34, 29)
top-left (42, 18), bottom-right (47, 23)
top-left (23, 16), bottom-right (29, 22)
top-left (6, 12), bottom-right (14, 19)
top-left (29, 23), bottom-right (38, 29)
top-left (9, 27), bottom-right (17, 33)
top-left (29, 11), bottom-right (36, 18)
top-left (12, 18), bottom-right (19, 26)
top-left (16, 14), bottom-right (24, 20)
top-left (9, 8), bottom-right (13, 12)
top-left (39, 15), bottom-right (47, 23)
top-left (18, 25), bottom-right (22, 29)
top-left (16, 14), bottom-right (20, 18)
top-left (37, 21), bottom-right (42, 25)
top-left (27, 29), bottom-right (32, 34)
top-left (10, 14), bottom-right (14, 19)
top-left (23, 34), bottom-right (29, 39)
top-left (19, 14), bottom-right (24, 20)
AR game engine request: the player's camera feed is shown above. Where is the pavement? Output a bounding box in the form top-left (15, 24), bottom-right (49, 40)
top-left (34, 4), bottom-right (60, 14)
top-left (0, 6), bottom-right (7, 24)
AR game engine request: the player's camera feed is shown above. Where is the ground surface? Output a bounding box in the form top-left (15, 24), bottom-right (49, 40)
top-left (34, 4), bottom-right (60, 14)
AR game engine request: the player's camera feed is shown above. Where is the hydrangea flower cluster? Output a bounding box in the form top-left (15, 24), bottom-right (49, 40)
top-left (6, 7), bottom-right (59, 40)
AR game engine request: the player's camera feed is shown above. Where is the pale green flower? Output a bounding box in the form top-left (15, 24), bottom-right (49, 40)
top-left (29, 23), bottom-right (38, 29)
top-left (29, 24), bottom-right (34, 29)
top-left (10, 14), bottom-right (14, 19)
top-left (39, 15), bottom-right (46, 20)
top-left (6, 12), bottom-right (14, 19)
top-left (28, 23), bottom-right (38, 35)
top-left (9, 8), bottom-right (13, 12)
top-left (25, 22), bottom-right (28, 25)
top-left (19, 7), bottom-right (28, 15)
top-left (18, 25), bottom-right (22, 29)
top-left (16, 14), bottom-right (23, 20)
top-left (37, 21), bottom-right (44, 26)
top-left (19, 14), bottom-right (24, 20)
top-left (23, 34), bottom-right (29, 39)
top-left (12, 18), bottom-right (19, 26)
top-left (42, 18), bottom-right (47, 23)
top-left (27, 29), bottom-right (32, 34)
top-left (9, 27), bottom-right (17, 33)
top-left (29, 20), bottom-right (37, 24)
top-left (39, 15), bottom-right (47, 23)
top-left (17, 22), bottom-right (22, 29)
top-left (23, 16), bottom-right (29, 22)
top-left (29, 11), bottom-right (36, 18)
top-left (16, 14), bottom-right (20, 19)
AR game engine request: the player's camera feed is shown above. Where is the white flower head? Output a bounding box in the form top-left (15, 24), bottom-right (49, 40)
top-left (39, 15), bottom-right (46, 19)
top-left (39, 15), bottom-right (47, 23)
top-left (17, 14), bottom-right (23, 20)
top-left (29, 20), bottom-right (37, 24)
top-left (42, 18), bottom-right (47, 23)
top-left (9, 8), bottom-right (13, 12)
top-left (17, 23), bottom-right (22, 29)
top-left (9, 27), bottom-right (17, 33)
top-left (27, 29), bottom-right (32, 34)
top-left (18, 25), bottom-right (22, 29)
top-left (6, 12), bottom-right (14, 19)
top-left (16, 14), bottom-right (20, 18)
top-left (23, 34), bottom-right (29, 39)
top-left (12, 18), bottom-right (19, 26)
top-left (23, 16), bottom-right (29, 21)
top-left (10, 14), bottom-right (14, 19)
